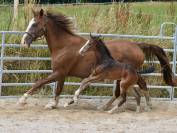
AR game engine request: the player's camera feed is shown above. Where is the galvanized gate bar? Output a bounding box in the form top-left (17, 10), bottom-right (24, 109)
top-left (0, 23), bottom-right (176, 100)
top-left (171, 27), bottom-right (177, 100)
top-left (0, 33), bottom-right (5, 96)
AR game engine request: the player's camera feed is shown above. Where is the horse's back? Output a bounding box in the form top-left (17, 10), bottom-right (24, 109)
top-left (69, 40), bottom-right (145, 78)
top-left (105, 40), bottom-right (145, 69)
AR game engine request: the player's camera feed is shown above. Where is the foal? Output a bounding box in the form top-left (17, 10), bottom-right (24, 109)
top-left (73, 35), bottom-right (139, 114)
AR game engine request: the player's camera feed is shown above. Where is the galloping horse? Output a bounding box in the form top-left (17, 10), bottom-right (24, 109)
top-left (18, 9), bottom-right (176, 110)
top-left (69, 35), bottom-right (139, 113)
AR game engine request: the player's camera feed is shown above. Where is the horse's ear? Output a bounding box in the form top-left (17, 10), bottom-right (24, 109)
top-left (40, 9), bottom-right (44, 17)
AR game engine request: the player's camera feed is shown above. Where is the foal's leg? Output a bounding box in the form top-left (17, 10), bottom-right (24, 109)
top-left (98, 80), bottom-right (120, 111)
top-left (137, 75), bottom-right (152, 110)
top-left (17, 72), bottom-right (59, 106)
top-left (45, 77), bottom-right (65, 109)
top-left (64, 75), bottom-right (100, 107)
top-left (107, 80), bottom-right (128, 114)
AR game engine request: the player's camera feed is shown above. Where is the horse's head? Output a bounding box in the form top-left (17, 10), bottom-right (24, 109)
top-left (21, 8), bottom-right (47, 47)
top-left (79, 33), bottom-right (102, 56)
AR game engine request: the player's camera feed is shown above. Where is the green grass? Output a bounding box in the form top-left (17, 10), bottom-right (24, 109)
top-left (0, 2), bottom-right (177, 98)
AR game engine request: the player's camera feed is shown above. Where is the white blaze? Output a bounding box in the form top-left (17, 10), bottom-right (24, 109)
top-left (21, 18), bottom-right (35, 45)
top-left (26, 18), bottom-right (35, 32)
top-left (79, 40), bottom-right (90, 54)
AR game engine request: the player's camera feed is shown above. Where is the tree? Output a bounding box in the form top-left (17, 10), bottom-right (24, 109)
top-left (13, 0), bottom-right (19, 21)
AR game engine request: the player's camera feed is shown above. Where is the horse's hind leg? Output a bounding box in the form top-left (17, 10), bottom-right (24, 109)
top-left (98, 80), bottom-right (120, 111)
top-left (132, 88), bottom-right (141, 113)
top-left (107, 81), bottom-right (128, 114)
top-left (137, 75), bottom-right (152, 110)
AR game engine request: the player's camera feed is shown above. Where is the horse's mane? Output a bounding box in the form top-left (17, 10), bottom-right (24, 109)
top-left (46, 11), bottom-right (75, 35)
top-left (94, 37), bottom-right (114, 60)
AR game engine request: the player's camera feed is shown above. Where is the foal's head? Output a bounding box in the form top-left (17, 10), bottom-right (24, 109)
top-left (79, 34), bottom-right (103, 56)
top-left (21, 9), bottom-right (47, 47)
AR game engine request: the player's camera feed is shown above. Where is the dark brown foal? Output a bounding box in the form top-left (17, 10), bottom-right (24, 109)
top-left (72, 35), bottom-right (139, 113)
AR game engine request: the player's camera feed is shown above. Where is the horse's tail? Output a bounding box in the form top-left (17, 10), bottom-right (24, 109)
top-left (137, 43), bottom-right (177, 86)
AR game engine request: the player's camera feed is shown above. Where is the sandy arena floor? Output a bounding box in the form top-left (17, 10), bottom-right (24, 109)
top-left (0, 97), bottom-right (177, 133)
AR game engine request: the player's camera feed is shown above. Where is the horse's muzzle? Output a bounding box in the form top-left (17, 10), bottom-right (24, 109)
top-left (21, 34), bottom-right (32, 48)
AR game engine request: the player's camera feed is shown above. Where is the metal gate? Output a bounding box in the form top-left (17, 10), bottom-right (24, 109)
top-left (0, 22), bottom-right (177, 100)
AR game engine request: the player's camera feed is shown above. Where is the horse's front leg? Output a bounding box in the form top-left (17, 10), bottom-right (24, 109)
top-left (17, 71), bottom-right (59, 106)
top-left (45, 77), bottom-right (65, 109)
top-left (64, 75), bottom-right (99, 107)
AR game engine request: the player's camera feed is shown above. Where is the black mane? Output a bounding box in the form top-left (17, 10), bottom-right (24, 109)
top-left (95, 38), bottom-right (114, 60)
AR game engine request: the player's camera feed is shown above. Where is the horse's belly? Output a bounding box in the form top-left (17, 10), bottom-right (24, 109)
top-left (69, 52), bottom-right (96, 78)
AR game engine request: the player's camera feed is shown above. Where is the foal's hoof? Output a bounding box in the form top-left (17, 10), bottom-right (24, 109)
top-left (97, 105), bottom-right (109, 111)
top-left (107, 110), bottom-right (114, 114)
top-left (64, 103), bottom-right (69, 108)
top-left (107, 106), bottom-right (118, 114)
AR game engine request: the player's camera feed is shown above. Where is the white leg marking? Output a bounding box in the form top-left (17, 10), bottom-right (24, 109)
top-left (73, 89), bottom-right (81, 103)
top-left (136, 106), bottom-right (141, 113)
top-left (45, 96), bottom-right (60, 109)
top-left (64, 102), bottom-right (69, 108)
top-left (17, 93), bottom-right (29, 106)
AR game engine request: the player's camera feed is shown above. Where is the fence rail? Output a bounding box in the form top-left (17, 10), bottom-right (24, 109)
top-left (0, 22), bottom-right (177, 100)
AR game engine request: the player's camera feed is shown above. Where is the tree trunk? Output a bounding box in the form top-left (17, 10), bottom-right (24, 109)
top-left (13, 0), bottom-right (19, 21)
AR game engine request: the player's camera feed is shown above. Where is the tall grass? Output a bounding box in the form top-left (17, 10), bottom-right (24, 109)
top-left (1, 2), bottom-right (177, 98)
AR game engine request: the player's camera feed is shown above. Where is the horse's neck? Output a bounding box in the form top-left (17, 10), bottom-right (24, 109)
top-left (44, 25), bottom-right (84, 54)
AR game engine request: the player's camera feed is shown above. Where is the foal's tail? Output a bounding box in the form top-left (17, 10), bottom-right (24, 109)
top-left (137, 43), bottom-right (177, 86)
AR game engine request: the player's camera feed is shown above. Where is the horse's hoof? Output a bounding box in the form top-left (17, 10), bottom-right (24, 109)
top-left (107, 110), bottom-right (114, 114)
top-left (15, 101), bottom-right (27, 109)
top-left (97, 106), bottom-right (108, 111)
top-left (144, 106), bottom-right (152, 112)
top-left (45, 103), bottom-right (57, 109)
top-left (136, 106), bottom-right (141, 113)
top-left (64, 103), bottom-right (69, 108)
top-left (16, 99), bottom-right (27, 107)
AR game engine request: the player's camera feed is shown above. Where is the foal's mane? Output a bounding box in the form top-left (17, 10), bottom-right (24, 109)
top-left (93, 37), bottom-right (114, 60)
top-left (46, 11), bottom-right (75, 35)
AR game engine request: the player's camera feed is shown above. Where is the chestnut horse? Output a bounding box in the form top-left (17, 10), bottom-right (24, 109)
top-left (18, 9), bottom-right (176, 111)
top-left (71, 35), bottom-right (139, 113)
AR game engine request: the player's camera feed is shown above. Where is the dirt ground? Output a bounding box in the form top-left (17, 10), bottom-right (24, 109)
top-left (0, 97), bottom-right (177, 133)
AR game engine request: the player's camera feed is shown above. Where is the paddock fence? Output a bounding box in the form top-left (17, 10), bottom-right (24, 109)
top-left (0, 22), bottom-right (177, 100)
